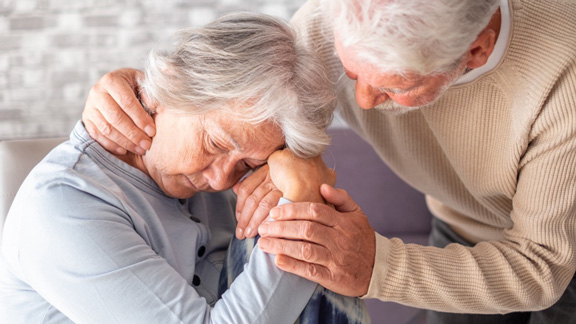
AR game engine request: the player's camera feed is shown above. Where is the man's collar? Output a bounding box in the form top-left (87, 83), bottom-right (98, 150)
top-left (454, 0), bottom-right (511, 85)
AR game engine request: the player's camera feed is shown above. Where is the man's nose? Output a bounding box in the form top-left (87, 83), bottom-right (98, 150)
top-left (355, 80), bottom-right (389, 109)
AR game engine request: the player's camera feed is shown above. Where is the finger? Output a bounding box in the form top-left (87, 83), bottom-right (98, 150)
top-left (235, 183), bottom-right (277, 239)
top-left (94, 70), bottom-right (154, 149)
top-left (274, 255), bottom-right (334, 290)
top-left (320, 184), bottom-right (360, 213)
top-left (241, 189), bottom-right (282, 238)
top-left (92, 92), bottom-right (152, 154)
top-left (268, 201), bottom-right (338, 227)
top-left (258, 219), bottom-right (334, 244)
top-left (258, 237), bottom-right (331, 265)
top-left (105, 69), bottom-right (156, 138)
top-left (83, 101), bottom-right (146, 155)
top-left (233, 166), bottom-right (269, 218)
top-left (237, 180), bottom-right (273, 223)
top-left (83, 119), bottom-right (127, 155)
top-left (235, 181), bottom-right (273, 238)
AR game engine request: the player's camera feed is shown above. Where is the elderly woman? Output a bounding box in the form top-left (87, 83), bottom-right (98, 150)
top-left (0, 13), bottom-right (369, 323)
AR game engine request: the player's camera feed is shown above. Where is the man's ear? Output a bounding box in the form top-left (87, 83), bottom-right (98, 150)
top-left (465, 28), bottom-right (498, 70)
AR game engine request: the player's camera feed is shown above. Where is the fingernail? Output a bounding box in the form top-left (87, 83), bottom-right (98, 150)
top-left (140, 139), bottom-right (151, 151)
top-left (135, 147), bottom-right (146, 155)
top-left (258, 224), bottom-right (268, 236)
top-left (145, 125), bottom-right (155, 137)
top-left (245, 227), bottom-right (253, 237)
top-left (116, 147), bottom-right (127, 155)
top-left (276, 255), bottom-right (286, 267)
top-left (236, 227), bottom-right (244, 239)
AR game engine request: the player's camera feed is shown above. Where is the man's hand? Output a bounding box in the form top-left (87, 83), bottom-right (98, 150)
top-left (82, 68), bottom-right (156, 155)
top-left (257, 184), bottom-right (376, 297)
top-left (233, 165), bottom-right (283, 239)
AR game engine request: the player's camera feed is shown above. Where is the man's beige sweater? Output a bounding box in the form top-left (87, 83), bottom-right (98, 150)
top-left (292, 0), bottom-right (576, 313)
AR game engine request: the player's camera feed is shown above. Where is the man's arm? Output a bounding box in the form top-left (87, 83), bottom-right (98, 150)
top-left (258, 65), bottom-right (576, 312)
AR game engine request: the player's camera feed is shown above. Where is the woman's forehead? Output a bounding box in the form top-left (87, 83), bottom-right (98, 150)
top-left (205, 112), bottom-right (284, 148)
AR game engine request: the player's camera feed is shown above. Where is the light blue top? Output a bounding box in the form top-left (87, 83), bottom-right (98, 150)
top-left (0, 121), bottom-right (316, 323)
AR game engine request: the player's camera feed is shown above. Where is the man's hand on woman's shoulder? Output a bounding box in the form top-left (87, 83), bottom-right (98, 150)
top-left (82, 68), bottom-right (155, 155)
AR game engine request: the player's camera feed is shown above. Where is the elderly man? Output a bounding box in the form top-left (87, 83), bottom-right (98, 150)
top-left (0, 12), bottom-right (371, 323)
top-left (81, 0), bottom-right (576, 323)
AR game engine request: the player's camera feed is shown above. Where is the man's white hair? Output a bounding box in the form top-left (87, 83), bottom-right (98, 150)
top-left (326, 0), bottom-right (499, 75)
top-left (140, 12), bottom-right (335, 158)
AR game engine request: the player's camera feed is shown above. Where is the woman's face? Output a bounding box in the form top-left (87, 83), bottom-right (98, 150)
top-left (139, 106), bottom-right (284, 199)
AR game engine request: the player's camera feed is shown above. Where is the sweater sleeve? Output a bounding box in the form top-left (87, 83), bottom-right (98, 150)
top-left (211, 197), bottom-right (318, 323)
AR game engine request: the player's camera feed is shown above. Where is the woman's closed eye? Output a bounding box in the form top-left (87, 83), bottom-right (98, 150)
top-left (208, 137), bottom-right (226, 153)
top-left (207, 137), bottom-right (258, 171)
top-left (241, 160), bottom-right (254, 171)
top-left (240, 159), bottom-right (264, 171)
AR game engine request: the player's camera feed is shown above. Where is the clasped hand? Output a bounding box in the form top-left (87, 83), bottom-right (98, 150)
top-left (233, 149), bottom-right (334, 239)
top-left (234, 149), bottom-right (376, 297)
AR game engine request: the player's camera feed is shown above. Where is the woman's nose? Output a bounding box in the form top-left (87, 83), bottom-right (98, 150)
top-left (355, 80), bottom-right (389, 109)
top-left (204, 159), bottom-right (236, 191)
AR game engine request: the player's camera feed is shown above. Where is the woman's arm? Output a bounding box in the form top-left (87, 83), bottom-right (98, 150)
top-left (3, 160), bottom-right (316, 323)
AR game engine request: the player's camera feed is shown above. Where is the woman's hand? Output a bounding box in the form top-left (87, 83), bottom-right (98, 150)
top-left (267, 149), bottom-right (336, 203)
top-left (232, 149), bottom-right (335, 240)
top-left (233, 165), bottom-right (283, 239)
top-left (82, 68), bottom-right (156, 155)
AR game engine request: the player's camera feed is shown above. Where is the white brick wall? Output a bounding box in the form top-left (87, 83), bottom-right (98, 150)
top-left (0, 0), bottom-right (306, 140)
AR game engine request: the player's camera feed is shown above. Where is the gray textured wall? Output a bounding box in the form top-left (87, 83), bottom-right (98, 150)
top-left (0, 0), bottom-right (306, 140)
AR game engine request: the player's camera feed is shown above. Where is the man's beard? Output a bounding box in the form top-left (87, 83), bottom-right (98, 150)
top-left (373, 100), bottom-right (428, 115)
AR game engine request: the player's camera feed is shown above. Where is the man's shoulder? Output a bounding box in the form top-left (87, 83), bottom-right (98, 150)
top-left (504, 0), bottom-right (576, 90)
top-left (512, 0), bottom-right (576, 44)
top-left (290, 0), bottom-right (320, 26)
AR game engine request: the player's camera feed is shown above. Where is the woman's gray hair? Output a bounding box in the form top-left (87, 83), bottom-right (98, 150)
top-left (325, 0), bottom-right (499, 75)
top-left (140, 12), bottom-right (335, 158)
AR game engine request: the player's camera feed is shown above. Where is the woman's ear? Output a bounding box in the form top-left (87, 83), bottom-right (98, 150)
top-left (465, 28), bottom-right (497, 70)
top-left (154, 105), bottom-right (165, 114)
top-left (138, 89), bottom-right (160, 115)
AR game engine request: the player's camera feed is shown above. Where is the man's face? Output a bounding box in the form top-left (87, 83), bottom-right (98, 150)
top-left (142, 108), bottom-right (284, 199)
top-left (334, 38), bottom-right (466, 114)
